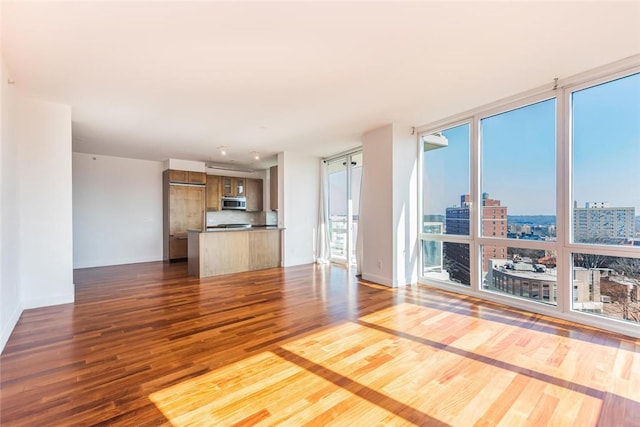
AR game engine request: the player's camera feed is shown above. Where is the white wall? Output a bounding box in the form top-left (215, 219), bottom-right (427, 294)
top-left (360, 123), bottom-right (418, 287)
top-left (280, 151), bottom-right (319, 267)
top-left (17, 96), bottom-right (74, 309)
top-left (1, 52), bottom-right (75, 352)
top-left (164, 158), bottom-right (205, 172)
top-left (1, 55), bottom-right (23, 352)
top-left (73, 153), bottom-right (164, 268)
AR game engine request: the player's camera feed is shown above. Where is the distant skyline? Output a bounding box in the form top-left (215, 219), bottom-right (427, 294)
top-left (424, 72), bottom-right (640, 217)
top-left (572, 72), bottom-right (640, 212)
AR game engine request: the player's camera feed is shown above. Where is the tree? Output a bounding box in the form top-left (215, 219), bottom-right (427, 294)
top-left (610, 257), bottom-right (640, 278)
top-left (603, 257), bottom-right (640, 322)
top-left (574, 252), bottom-right (610, 269)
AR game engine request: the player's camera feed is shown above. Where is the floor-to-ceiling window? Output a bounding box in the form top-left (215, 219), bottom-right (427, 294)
top-left (418, 63), bottom-right (640, 337)
top-left (480, 97), bottom-right (558, 306)
top-left (421, 123), bottom-right (471, 286)
top-left (569, 72), bottom-right (640, 324)
top-left (327, 152), bottom-right (362, 266)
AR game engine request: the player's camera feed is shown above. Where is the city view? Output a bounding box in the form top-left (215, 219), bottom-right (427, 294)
top-left (422, 72), bottom-right (640, 325)
top-left (423, 194), bottom-right (640, 323)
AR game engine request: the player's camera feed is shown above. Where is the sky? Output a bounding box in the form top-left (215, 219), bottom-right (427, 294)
top-left (424, 71), bottom-right (640, 217)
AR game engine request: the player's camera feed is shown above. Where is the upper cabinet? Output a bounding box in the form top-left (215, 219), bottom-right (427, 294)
top-left (245, 179), bottom-right (263, 212)
top-left (206, 175), bottom-right (221, 211)
top-left (168, 169), bottom-right (206, 185)
top-left (269, 166), bottom-right (278, 211)
top-left (222, 177), bottom-right (246, 197)
top-left (208, 175), bottom-right (263, 211)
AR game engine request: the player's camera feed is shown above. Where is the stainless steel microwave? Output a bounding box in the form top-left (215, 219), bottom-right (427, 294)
top-left (221, 196), bottom-right (246, 210)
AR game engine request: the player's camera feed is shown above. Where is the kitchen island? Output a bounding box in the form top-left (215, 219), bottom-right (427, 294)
top-left (187, 227), bottom-right (282, 278)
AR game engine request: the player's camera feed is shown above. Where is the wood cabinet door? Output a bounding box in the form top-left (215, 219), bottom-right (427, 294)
top-left (206, 175), bottom-right (221, 211)
top-left (169, 169), bottom-right (188, 183)
top-left (168, 170), bottom-right (205, 184)
top-left (169, 185), bottom-right (205, 238)
top-left (188, 171), bottom-right (206, 185)
top-left (169, 237), bottom-right (188, 259)
top-left (222, 177), bottom-right (233, 196)
top-left (221, 177), bottom-right (246, 197)
top-left (235, 178), bottom-right (246, 196)
top-left (245, 179), bottom-right (263, 212)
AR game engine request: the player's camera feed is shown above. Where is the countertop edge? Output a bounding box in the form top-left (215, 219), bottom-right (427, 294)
top-left (188, 227), bottom-right (284, 233)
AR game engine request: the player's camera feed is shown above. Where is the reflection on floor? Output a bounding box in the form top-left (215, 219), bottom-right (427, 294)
top-left (1, 261), bottom-right (639, 426)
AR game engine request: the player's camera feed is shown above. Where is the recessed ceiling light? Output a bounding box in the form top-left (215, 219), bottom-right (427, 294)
top-left (216, 145), bottom-right (227, 156)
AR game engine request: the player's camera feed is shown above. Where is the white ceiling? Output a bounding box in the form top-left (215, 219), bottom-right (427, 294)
top-left (2, 1), bottom-right (639, 168)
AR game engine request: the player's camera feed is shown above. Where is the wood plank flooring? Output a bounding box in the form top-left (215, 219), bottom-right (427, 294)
top-left (1, 261), bottom-right (639, 426)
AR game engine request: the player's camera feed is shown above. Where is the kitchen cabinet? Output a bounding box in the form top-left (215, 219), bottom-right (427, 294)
top-left (245, 178), bottom-right (263, 212)
top-left (206, 175), bottom-right (221, 211)
top-left (188, 228), bottom-right (282, 278)
top-left (270, 166), bottom-right (278, 211)
top-left (168, 169), bottom-right (206, 185)
top-left (163, 170), bottom-right (205, 261)
top-left (222, 177), bottom-right (245, 197)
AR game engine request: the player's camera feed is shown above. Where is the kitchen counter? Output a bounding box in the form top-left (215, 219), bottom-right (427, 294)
top-left (188, 225), bottom-right (281, 233)
top-left (187, 227), bottom-right (282, 278)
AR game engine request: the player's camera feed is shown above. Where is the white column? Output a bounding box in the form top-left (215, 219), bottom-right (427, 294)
top-left (361, 123), bottom-right (418, 287)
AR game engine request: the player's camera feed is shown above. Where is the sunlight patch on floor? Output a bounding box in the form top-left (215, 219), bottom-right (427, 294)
top-left (149, 303), bottom-right (637, 426)
top-left (148, 345), bottom-right (409, 426)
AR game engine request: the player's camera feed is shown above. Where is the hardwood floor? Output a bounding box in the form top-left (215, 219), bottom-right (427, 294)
top-left (1, 262), bottom-right (639, 426)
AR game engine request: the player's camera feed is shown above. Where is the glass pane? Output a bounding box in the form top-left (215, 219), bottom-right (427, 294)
top-left (422, 240), bottom-right (470, 286)
top-left (351, 153), bottom-right (363, 265)
top-left (571, 73), bottom-right (640, 246)
top-left (483, 245), bottom-right (558, 306)
top-left (328, 159), bottom-right (348, 261)
top-left (327, 154), bottom-right (362, 265)
top-left (423, 123), bottom-right (470, 235)
top-left (572, 253), bottom-right (640, 324)
top-left (481, 99), bottom-right (556, 241)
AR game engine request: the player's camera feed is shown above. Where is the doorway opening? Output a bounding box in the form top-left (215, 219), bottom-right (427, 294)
top-left (327, 152), bottom-right (362, 267)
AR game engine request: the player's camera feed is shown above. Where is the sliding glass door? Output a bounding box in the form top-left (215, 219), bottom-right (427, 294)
top-left (327, 152), bottom-right (362, 266)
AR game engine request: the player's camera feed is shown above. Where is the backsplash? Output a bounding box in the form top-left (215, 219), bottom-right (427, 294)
top-left (206, 210), bottom-right (277, 227)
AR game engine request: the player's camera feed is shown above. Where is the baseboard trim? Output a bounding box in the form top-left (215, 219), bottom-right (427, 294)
top-left (73, 255), bottom-right (163, 269)
top-left (361, 272), bottom-right (394, 287)
top-left (22, 293), bottom-right (74, 310)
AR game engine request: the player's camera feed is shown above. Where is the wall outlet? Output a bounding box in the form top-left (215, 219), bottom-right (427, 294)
top-left (377, 260), bottom-right (382, 269)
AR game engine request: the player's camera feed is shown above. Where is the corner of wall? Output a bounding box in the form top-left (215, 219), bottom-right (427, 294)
top-left (362, 272), bottom-right (395, 287)
top-left (0, 302), bottom-right (22, 354)
top-left (0, 53), bottom-right (23, 355)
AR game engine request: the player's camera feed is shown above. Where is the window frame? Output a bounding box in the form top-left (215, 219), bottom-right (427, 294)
top-left (563, 68), bottom-right (640, 332)
top-left (418, 119), bottom-right (476, 288)
top-left (416, 60), bottom-right (640, 338)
